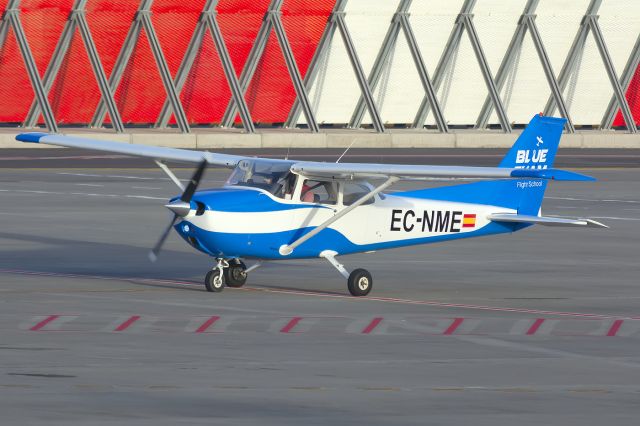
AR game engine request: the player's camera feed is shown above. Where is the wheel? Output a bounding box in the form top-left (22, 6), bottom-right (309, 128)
top-left (204, 270), bottom-right (224, 292)
top-left (347, 268), bottom-right (373, 297)
top-left (224, 260), bottom-right (247, 288)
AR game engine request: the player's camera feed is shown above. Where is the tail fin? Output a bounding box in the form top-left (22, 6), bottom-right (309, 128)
top-left (498, 114), bottom-right (566, 215)
top-left (499, 114), bottom-right (566, 169)
top-left (398, 115), bottom-right (568, 216)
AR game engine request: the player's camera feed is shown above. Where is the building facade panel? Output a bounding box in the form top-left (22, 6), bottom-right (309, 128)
top-left (0, 0), bottom-right (638, 132)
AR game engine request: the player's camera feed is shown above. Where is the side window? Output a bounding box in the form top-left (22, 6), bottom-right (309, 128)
top-left (342, 183), bottom-right (373, 206)
top-left (300, 180), bottom-right (337, 205)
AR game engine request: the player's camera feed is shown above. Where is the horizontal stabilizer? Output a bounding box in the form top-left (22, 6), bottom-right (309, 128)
top-left (488, 213), bottom-right (608, 228)
top-left (510, 168), bottom-right (595, 181)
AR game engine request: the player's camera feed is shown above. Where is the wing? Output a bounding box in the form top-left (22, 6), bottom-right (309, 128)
top-left (290, 161), bottom-right (595, 182)
top-left (16, 132), bottom-right (245, 167)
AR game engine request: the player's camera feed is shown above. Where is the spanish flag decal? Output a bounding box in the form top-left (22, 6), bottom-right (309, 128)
top-left (463, 213), bottom-right (476, 228)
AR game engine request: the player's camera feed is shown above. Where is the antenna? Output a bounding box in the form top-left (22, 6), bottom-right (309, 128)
top-left (336, 139), bottom-right (357, 163)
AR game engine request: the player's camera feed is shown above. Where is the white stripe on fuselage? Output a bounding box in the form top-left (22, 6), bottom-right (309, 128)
top-left (185, 192), bottom-right (511, 246)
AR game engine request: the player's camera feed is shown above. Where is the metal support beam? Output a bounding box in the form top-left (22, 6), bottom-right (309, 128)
top-left (601, 34), bottom-right (640, 129)
top-left (349, 0), bottom-right (409, 129)
top-left (399, 12), bottom-right (448, 132)
top-left (285, 0), bottom-right (348, 128)
top-left (92, 0), bottom-right (189, 133)
top-left (221, 0), bottom-right (318, 131)
top-left (138, 2), bottom-right (190, 133)
top-left (413, 0), bottom-right (475, 128)
top-left (476, 0), bottom-right (538, 129)
top-left (335, 12), bottom-right (385, 132)
top-left (206, 6), bottom-right (256, 132)
top-left (221, 0), bottom-right (276, 128)
top-left (91, 3), bottom-right (144, 127)
top-left (25, 0), bottom-right (124, 132)
top-left (460, 13), bottom-right (511, 132)
top-left (543, 0), bottom-right (602, 117)
top-left (3, 0), bottom-right (58, 132)
top-left (270, 8), bottom-right (319, 132)
top-left (155, 2), bottom-right (209, 129)
top-left (525, 14), bottom-right (575, 132)
top-left (586, 15), bottom-right (637, 133)
top-left (156, 0), bottom-right (255, 132)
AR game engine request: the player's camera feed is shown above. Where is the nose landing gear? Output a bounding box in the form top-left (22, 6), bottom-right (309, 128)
top-left (204, 258), bottom-right (255, 292)
top-left (204, 258), bottom-right (228, 292)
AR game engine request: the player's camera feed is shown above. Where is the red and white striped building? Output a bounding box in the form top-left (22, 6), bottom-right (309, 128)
top-left (1, 0), bottom-right (638, 134)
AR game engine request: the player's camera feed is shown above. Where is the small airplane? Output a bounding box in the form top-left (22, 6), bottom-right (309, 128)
top-left (16, 114), bottom-right (606, 296)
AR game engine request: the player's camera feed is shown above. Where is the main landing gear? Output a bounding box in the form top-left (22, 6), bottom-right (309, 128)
top-left (204, 258), bottom-right (259, 292)
top-left (320, 250), bottom-right (373, 297)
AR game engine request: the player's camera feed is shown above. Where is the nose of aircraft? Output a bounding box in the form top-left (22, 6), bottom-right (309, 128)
top-left (164, 200), bottom-right (191, 217)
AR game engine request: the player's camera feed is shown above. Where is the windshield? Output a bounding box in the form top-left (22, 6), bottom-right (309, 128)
top-left (226, 159), bottom-right (295, 198)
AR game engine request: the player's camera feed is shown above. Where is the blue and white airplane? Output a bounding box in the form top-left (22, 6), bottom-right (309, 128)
top-left (17, 115), bottom-right (606, 296)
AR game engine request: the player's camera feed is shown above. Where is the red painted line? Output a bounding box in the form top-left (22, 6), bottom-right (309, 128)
top-left (280, 317), bottom-right (303, 333)
top-left (607, 319), bottom-right (624, 337)
top-left (362, 317), bottom-right (384, 334)
top-left (114, 316), bottom-right (140, 332)
top-left (526, 318), bottom-right (545, 335)
top-left (443, 318), bottom-right (464, 335)
top-left (30, 315), bottom-right (60, 331)
top-left (195, 316), bottom-right (220, 333)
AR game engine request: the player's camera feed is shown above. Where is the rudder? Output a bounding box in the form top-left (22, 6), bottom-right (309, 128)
top-left (500, 114), bottom-right (566, 214)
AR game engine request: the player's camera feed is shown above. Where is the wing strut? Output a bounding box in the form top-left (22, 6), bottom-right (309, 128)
top-left (154, 160), bottom-right (185, 191)
top-left (279, 176), bottom-right (399, 256)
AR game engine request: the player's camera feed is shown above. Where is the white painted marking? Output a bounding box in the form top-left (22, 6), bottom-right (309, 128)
top-left (74, 183), bottom-right (104, 187)
top-left (547, 196), bottom-right (640, 204)
top-left (132, 186), bottom-right (162, 190)
top-left (58, 172), bottom-right (158, 181)
top-left (44, 315), bottom-right (79, 330)
top-left (125, 195), bottom-right (167, 200)
top-left (0, 189), bottom-right (165, 201)
top-left (590, 216), bottom-right (640, 222)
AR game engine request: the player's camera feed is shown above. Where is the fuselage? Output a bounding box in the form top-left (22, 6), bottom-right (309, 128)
top-left (173, 186), bottom-right (523, 260)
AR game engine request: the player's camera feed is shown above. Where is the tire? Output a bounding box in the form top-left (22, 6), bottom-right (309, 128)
top-left (347, 268), bottom-right (373, 297)
top-left (204, 270), bottom-right (224, 292)
top-left (224, 260), bottom-right (247, 288)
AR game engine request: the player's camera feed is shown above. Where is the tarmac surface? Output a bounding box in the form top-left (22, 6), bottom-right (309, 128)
top-left (1, 149), bottom-right (640, 425)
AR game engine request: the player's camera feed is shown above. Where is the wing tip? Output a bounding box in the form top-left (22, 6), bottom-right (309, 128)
top-left (16, 132), bottom-right (50, 143)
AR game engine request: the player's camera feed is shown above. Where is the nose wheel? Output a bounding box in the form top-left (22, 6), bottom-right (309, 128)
top-left (205, 258), bottom-right (255, 292)
top-left (204, 269), bottom-right (225, 292)
top-left (204, 258), bottom-right (229, 292)
top-left (320, 250), bottom-right (373, 297)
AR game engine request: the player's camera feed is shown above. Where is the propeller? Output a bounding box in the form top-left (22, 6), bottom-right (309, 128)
top-left (148, 159), bottom-right (208, 262)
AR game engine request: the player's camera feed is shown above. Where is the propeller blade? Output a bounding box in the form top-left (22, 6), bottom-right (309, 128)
top-left (181, 159), bottom-right (208, 203)
top-left (150, 159), bottom-right (207, 262)
top-left (148, 214), bottom-right (178, 262)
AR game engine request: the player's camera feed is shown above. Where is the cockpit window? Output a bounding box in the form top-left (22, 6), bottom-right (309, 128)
top-left (300, 179), bottom-right (337, 205)
top-left (226, 159), bottom-right (295, 198)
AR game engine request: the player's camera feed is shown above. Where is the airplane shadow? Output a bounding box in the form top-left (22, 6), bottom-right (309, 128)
top-left (0, 232), bottom-right (348, 297)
